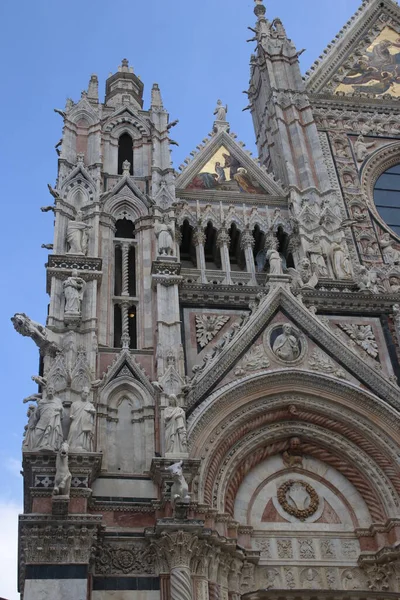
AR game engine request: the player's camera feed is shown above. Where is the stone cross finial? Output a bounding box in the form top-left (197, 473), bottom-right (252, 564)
top-left (254, 0), bottom-right (266, 18)
top-left (122, 160), bottom-right (131, 176)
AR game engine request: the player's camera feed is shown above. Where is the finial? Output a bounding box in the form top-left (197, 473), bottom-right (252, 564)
top-left (151, 83), bottom-right (163, 109)
top-left (254, 0), bottom-right (266, 19)
top-left (119, 58), bottom-right (133, 73)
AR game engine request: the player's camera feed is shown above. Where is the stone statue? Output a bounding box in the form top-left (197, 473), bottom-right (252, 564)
top-left (330, 242), bottom-right (352, 279)
top-left (63, 270), bottom-right (86, 316)
top-left (308, 235), bottom-right (328, 277)
top-left (342, 570), bottom-right (362, 591)
top-left (356, 266), bottom-right (379, 293)
top-left (31, 386), bottom-right (64, 452)
top-left (67, 387), bottom-right (96, 452)
top-left (287, 258), bottom-right (318, 291)
top-left (272, 324), bottom-right (300, 361)
top-left (354, 134), bottom-right (375, 162)
top-left (302, 568), bottom-right (321, 590)
top-left (164, 394), bottom-right (188, 455)
top-left (166, 460), bottom-right (190, 504)
top-left (11, 313), bottom-right (60, 357)
top-left (282, 437), bottom-right (303, 468)
top-left (23, 405), bottom-right (37, 451)
top-left (155, 217), bottom-right (175, 257)
top-left (266, 248), bottom-right (283, 275)
top-left (53, 441), bottom-right (71, 497)
top-left (380, 233), bottom-right (400, 264)
top-left (214, 99), bottom-right (227, 122)
top-left (66, 211), bottom-right (92, 255)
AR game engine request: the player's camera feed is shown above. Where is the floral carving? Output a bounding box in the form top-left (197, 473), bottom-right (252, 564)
top-left (234, 345), bottom-right (270, 377)
top-left (338, 323), bottom-right (379, 359)
top-left (195, 314), bottom-right (230, 349)
top-left (298, 539), bottom-right (315, 559)
top-left (96, 543), bottom-right (155, 575)
top-left (321, 539), bottom-right (336, 559)
top-left (277, 539), bottom-right (293, 559)
top-left (308, 348), bottom-right (348, 379)
top-left (277, 480), bottom-right (319, 521)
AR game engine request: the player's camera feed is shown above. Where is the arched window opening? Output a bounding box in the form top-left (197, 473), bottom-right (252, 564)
top-left (128, 247), bottom-right (136, 297)
top-left (115, 218), bottom-right (135, 239)
top-left (253, 225), bottom-right (267, 272)
top-left (76, 118), bottom-right (88, 159)
top-left (276, 226), bottom-right (294, 269)
top-left (114, 246), bottom-right (122, 296)
top-left (180, 220), bottom-right (196, 268)
top-left (114, 304), bottom-right (122, 348)
top-left (229, 223), bottom-right (245, 271)
top-left (204, 222), bottom-right (220, 270)
top-left (118, 133), bottom-right (133, 175)
top-left (128, 305), bottom-right (137, 350)
top-left (374, 163), bottom-right (400, 236)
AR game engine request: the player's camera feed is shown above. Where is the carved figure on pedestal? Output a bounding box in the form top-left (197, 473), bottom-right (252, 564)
top-left (31, 386), bottom-right (64, 452)
top-left (266, 248), bottom-right (283, 275)
top-left (342, 570), bottom-right (362, 590)
top-left (66, 211), bottom-right (91, 255)
top-left (23, 405), bottom-right (37, 451)
top-left (354, 135), bottom-right (375, 162)
top-left (166, 460), bottom-right (190, 504)
top-left (356, 266), bottom-right (379, 293)
top-left (214, 99), bottom-right (228, 122)
top-left (63, 270), bottom-right (86, 317)
top-left (155, 217), bottom-right (175, 257)
top-left (165, 394), bottom-right (187, 455)
top-left (330, 242), bottom-right (352, 279)
top-left (272, 324), bottom-right (300, 362)
top-left (380, 233), bottom-right (400, 264)
top-left (288, 258), bottom-right (318, 291)
top-left (302, 568), bottom-right (321, 590)
top-left (11, 313), bottom-right (60, 357)
top-left (53, 441), bottom-right (71, 497)
top-left (308, 235), bottom-right (328, 277)
top-left (67, 387), bottom-right (96, 452)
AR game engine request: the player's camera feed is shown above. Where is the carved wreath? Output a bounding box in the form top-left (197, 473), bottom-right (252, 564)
top-left (277, 480), bottom-right (319, 521)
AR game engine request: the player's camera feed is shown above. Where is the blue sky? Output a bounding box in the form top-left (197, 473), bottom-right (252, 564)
top-left (0, 0), bottom-right (361, 597)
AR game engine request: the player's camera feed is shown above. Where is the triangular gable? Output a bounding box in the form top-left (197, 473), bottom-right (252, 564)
top-left (186, 285), bottom-right (400, 412)
top-left (60, 162), bottom-right (97, 199)
top-left (175, 130), bottom-right (285, 197)
top-left (103, 106), bottom-right (151, 136)
top-left (97, 349), bottom-right (154, 395)
top-left (306, 0), bottom-right (400, 97)
top-left (101, 175), bottom-right (153, 209)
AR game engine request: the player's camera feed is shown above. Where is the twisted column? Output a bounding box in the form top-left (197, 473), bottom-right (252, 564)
top-left (240, 229), bottom-right (257, 286)
top-left (120, 301), bottom-right (130, 349)
top-left (152, 531), bottom-right (199, 600)
top-left (121, 242), bottom-right (130, 296)
top-left (193, 228), bottom-right (207, 284)
top-left (216, 229), bottom-right (232, 285)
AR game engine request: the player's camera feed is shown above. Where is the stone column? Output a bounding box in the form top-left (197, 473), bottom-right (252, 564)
top-left (228, 559), bottom-right (243, 600)
top-left (120, 300), bottom-right (130, 349)
top-left (121, 241), bottom-right (131, 296)
top-left (175, 229), bottom-right (182, 263)
top-left (193, 228), bottom-right (207, 284)
top-left (208, 547), bottom-right (221, 600)
top-left (241, 229), bottom-right (257, 286)
top-left (217, 229), bottom-right (232, 285)
top-left (153, 530), bottom-right (199, 600)
top-left (218, 557), bottom-right (230, 600)
top-left (192, 540), bottom-right (211, 600)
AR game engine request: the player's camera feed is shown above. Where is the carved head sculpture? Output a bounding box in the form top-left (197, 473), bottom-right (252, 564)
top-left (166, 460), bottom-right (183, 479)
top-left (11, 313), bottom-right (31, 336)
top-left (81, 386), bottom-right (90, 402)
top-left (59, 441), bottom-right (69, 458)
top-left (168, 394), bottom-right (178, 407)
top-left (71, 268), bottom-right (79, 278)
top-left (289, 437), bottom-right (301, 451)
top-left (46, 385), bottom-right (55, 400)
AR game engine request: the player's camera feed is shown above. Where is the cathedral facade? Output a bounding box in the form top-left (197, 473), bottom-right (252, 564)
top-left (14, 0), bottom-right (400, 598)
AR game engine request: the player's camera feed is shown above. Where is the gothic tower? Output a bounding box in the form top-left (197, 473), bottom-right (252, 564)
top-left (14, 0), bottom-right (400, 598)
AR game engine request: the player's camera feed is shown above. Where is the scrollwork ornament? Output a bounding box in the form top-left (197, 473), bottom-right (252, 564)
top-left (277, 479), bottom-right (319, 521)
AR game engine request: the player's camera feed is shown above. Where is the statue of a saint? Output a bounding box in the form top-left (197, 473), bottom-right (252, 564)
top-left (308, 235), bottom-right (328, 277)
top-left (164, 394), bottom-right (187, 455)
top-left (380, 233), bottom-right (400, 264)
top-left (266, 248), bottom-right (283, 275)
top-left (330, 242), bottom-right (351, 279)
top-left (214, 99), bottom-right (228, 122)
top-left (354, 134), bottom-right (375, 162)
top-left (272, 324), bottom-right (300, 362)
top-left (66, 211), bottom-right (92, 255)
top-left (23, 405), bottom-right (37, 451)
top-left (155, 217), bottom-right (175, 257)
top-left (67, 387), bottom-right (96, 452)
top-left (63, 270), bottom-right (86, 316)
top-left (31, 386), bottom-right (64, 451)
top-left (282, 437), bottom-right (303, 468)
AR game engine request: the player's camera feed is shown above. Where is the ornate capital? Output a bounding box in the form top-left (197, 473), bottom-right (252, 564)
top-left (216, 229), bottom-right (230, 248)
top-left (193, 229), bottom-right (206, 247)
top-left (240, 230), bottom-right (255, 250)
top-left (151, 530), bottom-right (199, 570)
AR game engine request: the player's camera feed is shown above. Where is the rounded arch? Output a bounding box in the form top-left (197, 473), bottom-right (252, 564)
top-left (361, 140), bottom-right (400, 240)
top-left (187, 371), bottom-right (400, 522)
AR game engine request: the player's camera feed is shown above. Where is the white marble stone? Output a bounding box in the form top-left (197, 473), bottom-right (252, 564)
top-left (24, 579), bottom-right (87, 600)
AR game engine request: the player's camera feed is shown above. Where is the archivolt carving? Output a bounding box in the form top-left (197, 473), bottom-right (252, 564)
top-left (361, 141), bottom-right (400, 240)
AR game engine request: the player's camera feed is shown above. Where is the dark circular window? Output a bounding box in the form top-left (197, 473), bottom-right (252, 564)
top-left (374, 164), bottom-right (400, 237)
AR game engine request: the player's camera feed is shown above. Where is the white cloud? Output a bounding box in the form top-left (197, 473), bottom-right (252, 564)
top-left (5, 457), bottom-right (22, 479)
top-left (0, 500), bottom-right (21, 600)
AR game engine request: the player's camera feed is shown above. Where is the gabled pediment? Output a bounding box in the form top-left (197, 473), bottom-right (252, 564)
top-left (103, 106), bottom-right (151, 136)
top-left (60, 163), bottom-right (97, 198)
top-left (67, 97), bottom-right (99, 125)
top-left (176, 130), bottom-right (285, 197)
top-left (306, 0), bottom-right (400, 97)
top-left (97, 349), bottom-right (154, 395)
top-left (186, 285), bottom-right (400, 412)
top-left (102, 176), bottom-right (153, 209)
